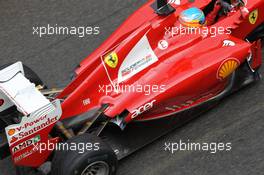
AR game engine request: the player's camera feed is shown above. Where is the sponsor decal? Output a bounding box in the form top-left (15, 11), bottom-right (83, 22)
top-left (165, 94), bottom-right (213, 111)
top-left (0, 91), bottom-right (13, 113)
top-left (5, 100), bottom-right (62, 146)
top-left (121, 54), bottom-right (153, 77)
top-left (222, 40), bottom-right (235, 47)
top-left (104, 52), bottom-right (119, 68)
top-left (249, 9), bottom-right (258, 25)
top-left (13, 145), bottom-right (39, 163)
top-left (82, 98), bottom-right (91, 106)
top-left (0, 99), bottom-right (4, 107)
top-left (8, 129), bottom-right (16, 136)
top-left (14, 115), bottom-right (48, 132)
top-left (10, 136), bottom-right (19, 144)
top-left (11, 115), bottom-right (58, 143)
top-left (217, 58), bottom-right (240, 80)
top-left (166, 100), bottom-right (194, 111)
top-left (158, 40), bottom-right (169, 50)
top-left (12, 135), bottom-right (40, 154)
top-left (118, 35), bottom-right (158, 83)
top-left (131, 100), bottom-right (156, 119)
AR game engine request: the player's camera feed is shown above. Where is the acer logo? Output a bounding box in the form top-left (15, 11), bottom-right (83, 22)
top-left (131, 100), bottom-right (156, 119)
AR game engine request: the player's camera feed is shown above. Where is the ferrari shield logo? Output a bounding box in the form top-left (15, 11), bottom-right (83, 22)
top-left (249, 9), bottom-right (258, 25)
top-left (217, 59), bottom-right (240, 80)
top-left (104, 52), bottom-right (118, 68)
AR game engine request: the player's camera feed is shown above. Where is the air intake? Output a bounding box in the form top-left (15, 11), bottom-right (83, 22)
top-left (152, 0), bottom-right (176, 16)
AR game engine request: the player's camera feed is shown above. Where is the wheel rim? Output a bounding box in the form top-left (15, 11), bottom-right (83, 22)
top-left (81, 161), bottom-right (109, 175)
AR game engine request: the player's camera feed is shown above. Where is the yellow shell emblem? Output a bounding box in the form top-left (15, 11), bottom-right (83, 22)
top-left (249, 9), bottom-right (258, 25)
top-left (8, 129), bottom-right (16, 136)
top-left (217, 59), bottom-right (240, 80)
top-left (104, 52), bottom-right (118, 68)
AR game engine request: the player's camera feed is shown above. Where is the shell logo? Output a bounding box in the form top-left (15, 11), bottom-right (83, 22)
top-left (8, 129), bottom-right (16, 136)
top-left (217, 58), bottom-right (240, 80)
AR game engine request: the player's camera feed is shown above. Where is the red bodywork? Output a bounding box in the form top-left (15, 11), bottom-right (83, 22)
top-left (11, 0), bottom-right (263, 167)
top-left (59, 0), bottom-right (263, 121)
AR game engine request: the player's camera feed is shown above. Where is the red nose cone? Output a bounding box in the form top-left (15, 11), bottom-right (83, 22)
top-left (0, 99), bottom-right (4, 107)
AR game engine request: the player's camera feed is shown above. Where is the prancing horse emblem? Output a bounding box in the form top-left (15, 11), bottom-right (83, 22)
top-left (104, 52), bottom-right (119, 68)
top-left (249, 9), bottom-right (258, 25)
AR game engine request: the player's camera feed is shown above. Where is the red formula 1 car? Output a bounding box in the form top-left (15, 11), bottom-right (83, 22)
top-left (0, 0), bottom-right (263, 174)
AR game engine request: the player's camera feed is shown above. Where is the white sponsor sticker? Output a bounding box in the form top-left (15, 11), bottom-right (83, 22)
top-left (83, 98), bottom-right (91, 106)
top-left (158, 40), bottom-right (169, 50)
top-left (118, 35), bottom-right (158, 83)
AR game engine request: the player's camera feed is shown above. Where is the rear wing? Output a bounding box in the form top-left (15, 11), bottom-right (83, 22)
top-left (0, 62), bottom-right (50, 115)
top-left (5, 100), bottom-right (61, 146)
top-left (0, 62), bottom-right (62, 163)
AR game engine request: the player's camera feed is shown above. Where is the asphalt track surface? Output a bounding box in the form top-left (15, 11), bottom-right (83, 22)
top-left (0, 0), bottom-right (263, 175)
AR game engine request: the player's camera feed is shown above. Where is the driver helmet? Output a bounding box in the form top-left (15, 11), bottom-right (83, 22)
top-left (179, 7), bottom-right (206, 28)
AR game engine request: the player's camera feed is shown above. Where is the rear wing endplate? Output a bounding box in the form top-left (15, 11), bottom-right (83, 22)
top-left (0, 62), bottom-right (50, 115)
